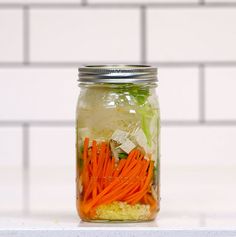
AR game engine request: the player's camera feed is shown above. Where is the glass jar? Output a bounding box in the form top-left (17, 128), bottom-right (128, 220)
top-left (76, 65), bottom-right (160, 222)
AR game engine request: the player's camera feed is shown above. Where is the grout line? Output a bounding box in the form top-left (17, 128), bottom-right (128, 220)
top-left (0, 121), bottom-right (75, 126)
top-left (2, 120), bottom-right (236, 127)
top-left (199, 64), bottom-right (206, 123)
top-left (2, 61), bottom-right (236, 68)
top-left (23, 6), bottom-right (30, 65)
top-left (151, 61), bottom-right (236, 67)
top-left (140, 6), bottom-right (147, 65)
top-left (81, 0), bottom-right (87, 6)
top-left (162, 120), bottom-right (236, 126)
top-left (199, 0), bottom-right (205, 5)
top-left (1, 2), bottom-right (236, 8)
top-left (22, 123), bottom-right (30, 215)
top-left (162, 121), bottom-right (203, 126)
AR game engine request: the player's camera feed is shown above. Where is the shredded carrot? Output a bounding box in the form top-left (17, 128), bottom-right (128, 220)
top-left (110, 157), bottom-right (115, 177)
top-left (101, 146), bottom-right (110, 189)
top-left (121, 150), bottom-right (137, 171)
top-left (97, 181), bottom-right (139, 206)
top-left (82, 137), bottom-right (89, 161)
top-left (84, 156), bottom-right (143, 213)
top-left (96, 163), bottom-right (142, 205)
top-left (120, 158), bottom-right (138, 177)
top-left (146, 194), bottom-right (157, 211)
top-left (143, 194), bottom-right (149, 204)
top-left (91, 141), bottom-right (98, 199)
top-left (124, 161), bottom-right (154, 204)
top-left (80, 139), bottom-right (156, 215)
top-left (113, 159), bottom-right (126, 177)
top-left (97, 143), bottom-right (106, 177)
top-left (82, 138), bottom-right (89, 192)
top-left (83, 178), bottom-right (93, 201)
top-left (97, 182), bottom-right (102, 194)
top-left (122, 181), bottom-right (140, 198)
top-left (96, 143), bottom-right (106, 192)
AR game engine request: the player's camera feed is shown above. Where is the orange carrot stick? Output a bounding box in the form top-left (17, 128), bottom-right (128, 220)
top-left (124, 162), bottom-right (151, 203)
top-left (103, 157), bottom-right (114, 188)
top-left (83, 159), bottom-right (142, 213)
top-left (113, 159), bottom-right (126, 177)
top-left (110, 157), bottom-right (115, 176)
top-left (97, 182), bottom-right (102, 194)
top-left (97, 143), bottom-right (106, 177)
top-left (101, 146), bottom-right (110, 189)
top-left (97, 180), bottom-right (140, 206)
top-left (120, 158), bottom-right (138, 178)
top-left (82, 137), bottom-right (89, 160)
top-left (91, 141), bottom-right (98, 199)
top-left (125, 182), bottom-right (141, 197)
top-left (121, 150), bottom-right (138, 172)
top-left (106, 157), bottom-right (115, 185)
top-left (82, 138), bottom-right (89, 190)
top-left (146, 194), bottom-right (157, 211)
top-left (83, 149), bottom-right (145, 213)
top-left (83, 178), bottom-right (93, 201)
top-left (97, 143), bottom-right (106, 192)
top-left (125, 161), bottom-right (154, 204)
top-left (143, 194), bottom-right (149, 204)
top-left (96, 163), bottom-right (143, 205)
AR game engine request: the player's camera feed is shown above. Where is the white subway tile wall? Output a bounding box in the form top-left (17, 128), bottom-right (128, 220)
top-left (30, 8), bottom-right (140, 62)
top-left (0, 0), bottom-right (236, 224)
top-left (158, 67), bottom-right (199, 120)
top-left (0, 128), bottom-right (23, 212)
top-left (206, 67), bottom-right (236, 120)
top-left (29, 127), bottom-right (75, 214)
top-left (0, 9), bottom-right (23, 62)
top-left (148, 8), bottom-right (236, 62)
top-left (162, 127), bottom-right (236, 166)
top-left (0, 68), bottom-right (77, 120)
top-left (162, 165), bottom-right (236, 214)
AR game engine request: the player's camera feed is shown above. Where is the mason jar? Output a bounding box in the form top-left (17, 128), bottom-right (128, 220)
top-left (76, 65), bottom-right (160, 222)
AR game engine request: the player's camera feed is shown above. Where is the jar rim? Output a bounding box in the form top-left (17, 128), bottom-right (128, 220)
top-left (78, 64), bottom-right (158, 83)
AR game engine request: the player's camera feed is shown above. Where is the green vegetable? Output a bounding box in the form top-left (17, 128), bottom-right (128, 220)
top-left (127, 86), bottom-right (155, 147)
top-left (80, 145), bottom-right (84, 154)
top-left (126, 86), bottom-right (150, 105)
top-left (138, 105), bottom-right (154, 147)
top-left (78, 158), bottom-right (83, 169)
top-left (115, 84), bottom-right (156, 147)
top-left (118, 153), bottom-right (128, 159)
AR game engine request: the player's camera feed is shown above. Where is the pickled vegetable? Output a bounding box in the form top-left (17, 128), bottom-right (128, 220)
top-left (76, 84), bottom-right (160, 221)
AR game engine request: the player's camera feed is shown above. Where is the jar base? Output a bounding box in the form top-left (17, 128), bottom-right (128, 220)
top-left (80, 218), bottom-right (157, 223)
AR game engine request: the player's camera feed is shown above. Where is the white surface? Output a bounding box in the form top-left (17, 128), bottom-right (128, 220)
top-left (0, 214), bottom-right (236, 237)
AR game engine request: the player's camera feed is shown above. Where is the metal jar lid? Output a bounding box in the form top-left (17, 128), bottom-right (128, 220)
top-left (78, 65), bottom-right (157, 83)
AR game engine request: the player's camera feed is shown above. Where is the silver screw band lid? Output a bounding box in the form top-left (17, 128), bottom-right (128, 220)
top-left (78, 65), bottom-right (157, 83)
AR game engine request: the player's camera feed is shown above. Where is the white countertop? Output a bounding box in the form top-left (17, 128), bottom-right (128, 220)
top-left (1, 166), bottom-right (236, 237)
top-left (1, 213), bottom-right (236, 237)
